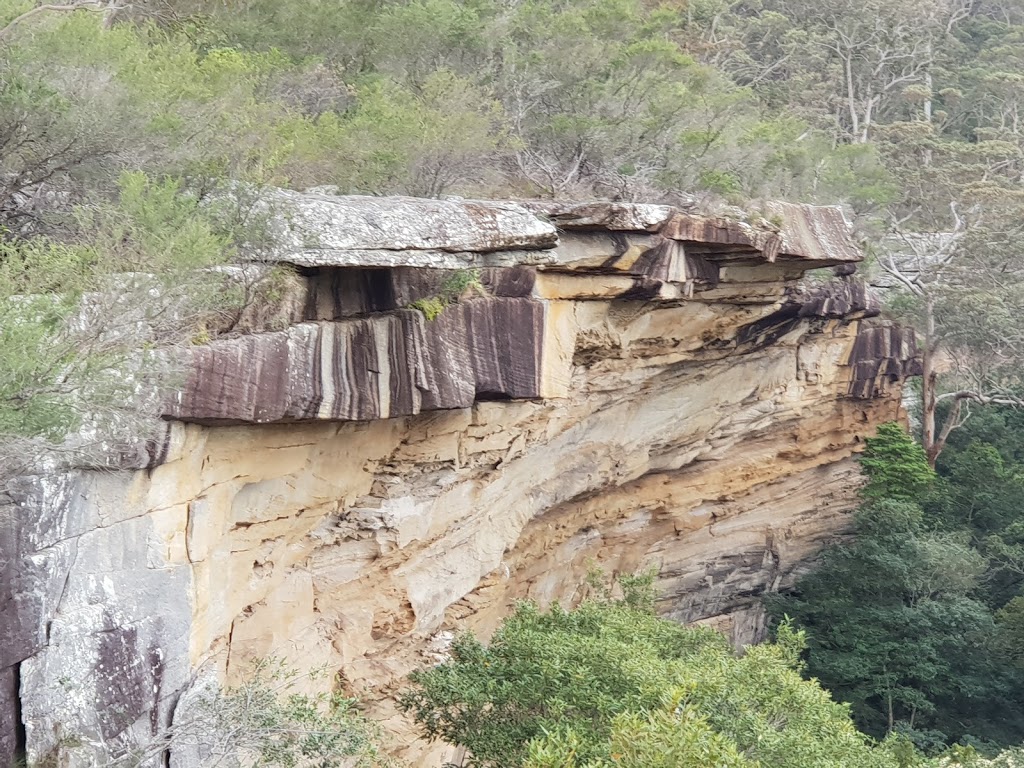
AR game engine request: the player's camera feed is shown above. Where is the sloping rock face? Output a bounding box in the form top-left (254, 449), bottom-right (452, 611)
top-left (0, 195), bottom-right (918, 767)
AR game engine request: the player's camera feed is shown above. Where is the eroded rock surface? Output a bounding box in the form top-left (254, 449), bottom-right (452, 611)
top-left (256, 191), bottom-right (558, 268)
top-left (1, 196), bottom-right (918, 768)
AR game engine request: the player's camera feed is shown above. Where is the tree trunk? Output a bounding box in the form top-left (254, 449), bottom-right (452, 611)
top-left (861, 96), bottom-right (875, 143)
top-left (845, 52), bottom-right (860, 141)
top-left (924, 52), bottom-right (933, 124)
top-left (922, 298), bottom-right (940, 468)
top-left (923, 58), bottom-right (934, 165)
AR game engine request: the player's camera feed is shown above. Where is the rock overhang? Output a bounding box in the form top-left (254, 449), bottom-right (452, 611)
top-left (165, 192), bottom-right (911, 428)
top-left (3, 192), bottom-right (925, 768)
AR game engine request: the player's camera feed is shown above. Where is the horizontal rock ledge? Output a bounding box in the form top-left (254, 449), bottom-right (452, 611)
top-left (249, 191), bottom-right (862, 270)
top-left (170, 288), bottom-right (917, 426)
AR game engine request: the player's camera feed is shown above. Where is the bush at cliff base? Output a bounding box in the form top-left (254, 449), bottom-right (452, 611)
top-left (399, 576), bottom-right (904, 768)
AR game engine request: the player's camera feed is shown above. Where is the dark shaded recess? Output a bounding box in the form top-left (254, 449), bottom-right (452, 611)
top-left (303, 266), bottom-right (508, 318)
top-left (740, 278), bottom-right (888, 349)
top-left (475, 391), bottom-right (513, 401)
top-left (302, 267), bottom-right (397, 319)
top-left (0, 664), bottom-right (25, 768)
top-left (736, 303), bottom-right (803, 347)
top-left (0, 491), bottom-right (47, 768)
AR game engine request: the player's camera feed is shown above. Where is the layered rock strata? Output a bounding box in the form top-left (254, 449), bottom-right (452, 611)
top-left (1, 195), bottom-right (918, 767)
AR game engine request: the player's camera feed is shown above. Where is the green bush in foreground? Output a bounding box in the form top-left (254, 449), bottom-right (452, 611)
top-left (400, 576), bottom-right (902, 768)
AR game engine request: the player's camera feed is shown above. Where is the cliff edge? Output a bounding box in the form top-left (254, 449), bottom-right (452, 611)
top-left (0, 195), bottom-right (919, 766)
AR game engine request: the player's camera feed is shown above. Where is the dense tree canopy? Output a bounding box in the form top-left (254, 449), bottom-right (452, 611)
top-left (772, 420), bottom-right (1024, 753)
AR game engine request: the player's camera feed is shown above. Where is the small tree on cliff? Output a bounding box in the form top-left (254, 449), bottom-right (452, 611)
top-left (0, 172), bottom-right (283, 476)
top-left (157, 659), bottom-right (400, 768)
top-left (48, 658), bottom-right (400, 768)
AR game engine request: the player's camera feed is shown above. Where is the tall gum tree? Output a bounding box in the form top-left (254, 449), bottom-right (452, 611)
top-left (876, 122), bottom-right (1024, 466)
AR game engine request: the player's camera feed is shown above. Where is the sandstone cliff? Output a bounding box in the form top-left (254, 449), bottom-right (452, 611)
top-left (0, 194), bottom-right (918, 767)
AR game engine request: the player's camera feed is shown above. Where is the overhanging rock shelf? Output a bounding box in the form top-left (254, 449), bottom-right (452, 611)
top-left (169, 195), bottom-right (916, 426)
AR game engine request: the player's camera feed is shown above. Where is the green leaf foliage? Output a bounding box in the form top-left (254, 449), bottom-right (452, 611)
top-left (126, 657), bottom-right (401, 768)
top-left (771, 421), bottom-right (1024, 750)
top-left (860, 423), bottom-right (936, 503)
top-left (402, 582), bottom-right (901, 768)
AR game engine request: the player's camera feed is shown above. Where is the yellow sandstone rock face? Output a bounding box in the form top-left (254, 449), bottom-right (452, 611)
top-left (146, 301), bottom-right (904, 762)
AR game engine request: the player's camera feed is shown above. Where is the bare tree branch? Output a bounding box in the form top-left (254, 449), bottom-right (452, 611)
top-left (0, 1), bottom-right (127, 42)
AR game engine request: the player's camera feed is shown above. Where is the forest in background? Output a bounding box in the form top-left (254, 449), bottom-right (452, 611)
top-left (5, 0), bottom-right (1024, 766)
top-left (772, 417), bottom-right (1024, 755)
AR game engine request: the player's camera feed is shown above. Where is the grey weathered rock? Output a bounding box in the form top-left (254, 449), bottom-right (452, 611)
top-left (248, 191), bottom-right (859, 272)
top-left (254, 189), bottom-right (559, 266)
top-left (0, 472), bottom-right (192, 767)
top-left (277, 247), bottom-right (558, 270)
top-left (523, 200), bottom-right (677, 231)
top-left (763, 202), bottom-right (861, 264)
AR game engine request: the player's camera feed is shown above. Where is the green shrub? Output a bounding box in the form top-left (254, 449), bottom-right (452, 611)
top-left (402, 579), bottom-right (900, 768)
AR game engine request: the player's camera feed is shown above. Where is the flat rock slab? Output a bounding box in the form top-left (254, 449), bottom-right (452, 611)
top-left (662, 204), bottom-right (859, 264)
top-left (521, 201), bottom-right (678, 231)
top-left (249, 190), bottom-right (860, 270)
top-left (255, 190), bottom-right (558, 265)
top-left (528, 200), bottom-right (860, 265)
top-left (278, 248), bottom-right (558, 270)
top-left (763, 202), bottom-right (861, 264)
